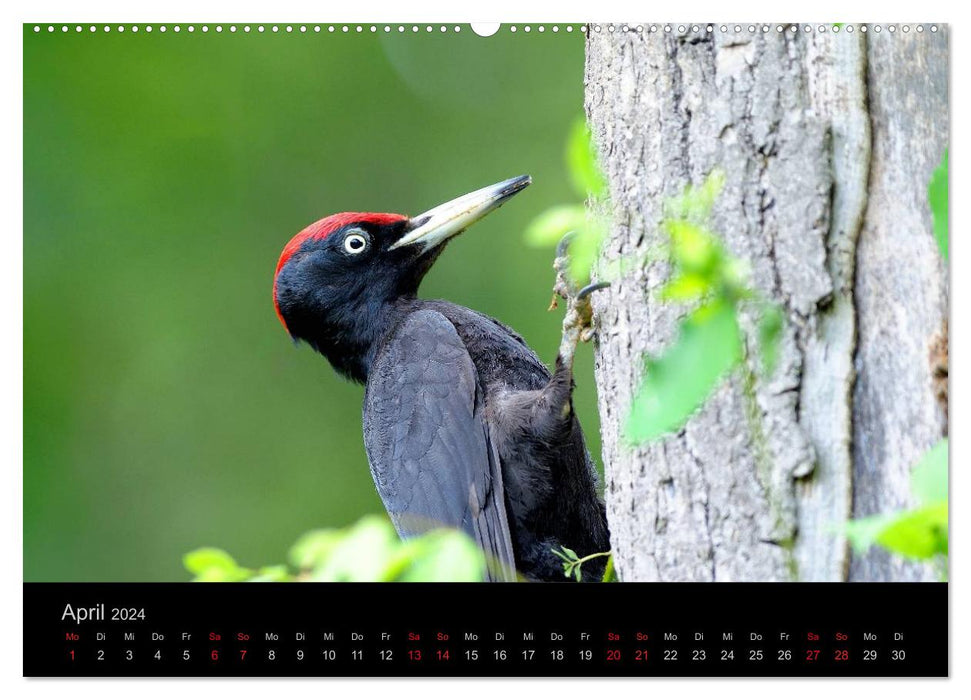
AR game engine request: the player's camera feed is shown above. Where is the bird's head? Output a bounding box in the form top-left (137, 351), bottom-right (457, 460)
top-left (273, 175), bottom-right (531, 378)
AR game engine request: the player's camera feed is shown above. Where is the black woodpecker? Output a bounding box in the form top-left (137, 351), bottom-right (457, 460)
top-left (273, 176), bottom-right (610, 581)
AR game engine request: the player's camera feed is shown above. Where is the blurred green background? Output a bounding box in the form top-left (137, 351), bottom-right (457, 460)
top-left (23, 25), bottom-right (597, 581)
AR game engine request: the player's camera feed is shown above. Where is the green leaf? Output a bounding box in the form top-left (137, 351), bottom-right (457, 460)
top-left (305, 515), bottom-right (400, 582)
top-left (187, 516), bottom-right (493, 584)
top-left (722, 258), bottom-right (751, 291)
top-left (567, 220), bottom-right (606, 283)
top-left (183, 547), bottom-right (237, 575)
top-left (844, 440), bottom-right (949, 562)
top-left (394, 530), bottom-right (486, 582)
top-left (844, 514), bottom-right (898, 553)
top-left (560, 546), bottom-right (579, 561)
top-left (625, 300), bottom-right (743, 442)
top-left (574, 567), bottom-right (582, 582)
top-left (183, 548), bottom-right (252, 582)
top-left (249, 565), bottom-right (292, 582)
top-left (522, 118), bottom-right (610, 285)
top-left (288, 529), bottom-right (344, 571)
top-left (525, 214), bottom-right (605, 285)
top-left (911, 438), bottom-right (948, 505)
top-left (664, 220), bottom-right (721, 275)
top-left (845, 502), bottom-right (948, 560)
top-left (877, 503), bottom-right (948, 559)
top-left (523, 205), bottom-right (587, 248)
top-left (659, 273), bottom-right (712, 302)
top-left (928, 149), bottom-right (948, 260)
top-left (601, 554), bottom-right (616, 583)
top-left (565, 118), bottom-right (607, 199)
top-left (757, 304), bottom-right (784, 376)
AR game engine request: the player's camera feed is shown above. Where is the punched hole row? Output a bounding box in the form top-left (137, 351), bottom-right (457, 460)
top-left (31, 24), bottom-right (941, 35)
top-left (30, 24), bottom-right (578, 34)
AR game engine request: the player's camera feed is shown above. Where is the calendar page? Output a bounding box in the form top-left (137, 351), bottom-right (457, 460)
top-left (22, 20), bottom-right (948, 678)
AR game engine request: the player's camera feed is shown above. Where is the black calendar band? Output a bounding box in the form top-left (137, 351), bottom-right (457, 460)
top-left (24, 582), bottom-right (948, 677)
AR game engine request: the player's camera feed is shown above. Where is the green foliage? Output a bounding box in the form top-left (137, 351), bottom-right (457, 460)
top-left (524, 205), bottom-right (587, 247)
top-left (564, 218), bottom-right (608, 284)
top-left (929, 149), bottom-right (948, 260)
top-left (551, 545), bottom-right (614, 582)
top-left (183, 547), bottom-right (289, 583)
top-left (875, 504), bottom-right (948, 559)
top-left (552, 545), bottom-right (583, 582)
top-left (601, 554), bottom-right (616, 583)
top-left (845, 439), bottom-right (948, 564)
top-left (625, 172), bottom-right (782, 443)
top-left (626, 300), bottom-right (742, 442)
top-left (524, 117), bottom-right (608, 283)
top-left (183, 548), bottom-right (250, 582)
top-left (185, 515), bottom-right (487, 583)
top-left (390, 530), bottom-right (488, 582)
top-left (565, 119), bottom-right (608, 200)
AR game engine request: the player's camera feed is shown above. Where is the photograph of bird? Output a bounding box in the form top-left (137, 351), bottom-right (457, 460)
top-left (272, 176), bottom-right (610, 581)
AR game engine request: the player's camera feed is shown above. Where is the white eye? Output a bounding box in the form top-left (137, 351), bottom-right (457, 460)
top-left (343, 231), bottom-right (369, 255)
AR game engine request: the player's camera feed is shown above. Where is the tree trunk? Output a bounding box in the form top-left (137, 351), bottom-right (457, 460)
top-left (585, 24), bottom-right (948, 582)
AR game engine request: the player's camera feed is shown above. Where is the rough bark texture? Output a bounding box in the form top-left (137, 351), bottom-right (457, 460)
top-left (584, 24), bottom-right (947, 582)
top-left (849, 31), bottom-right (950, 581)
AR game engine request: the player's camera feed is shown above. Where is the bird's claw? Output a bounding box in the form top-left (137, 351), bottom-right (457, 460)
top-left (551, 231), bottom-right (610, 307)
top-left (577, 281), bottom-right (611, 301)
top-left (552, 232), bottom-right (578, 304)
top-left (555, 231), bottom-right (576, 259)
top-left (551, 234), bottom-right (610, 364)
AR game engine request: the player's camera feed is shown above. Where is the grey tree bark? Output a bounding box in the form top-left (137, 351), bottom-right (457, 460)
top-left (584, 24), bottom-right (948, 582)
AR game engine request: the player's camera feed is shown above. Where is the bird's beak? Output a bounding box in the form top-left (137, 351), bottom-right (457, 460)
top-left (389, 175), bottom-right (532, 252)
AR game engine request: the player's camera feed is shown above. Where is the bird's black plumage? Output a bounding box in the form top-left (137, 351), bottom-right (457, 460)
top-left (274, 177), bottom-right (610, 581)
top-left (363, 309), bottom-right (518, 581)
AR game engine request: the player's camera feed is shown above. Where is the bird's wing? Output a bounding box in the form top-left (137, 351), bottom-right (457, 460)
top-left (363, 309), bottom-right (518, 582)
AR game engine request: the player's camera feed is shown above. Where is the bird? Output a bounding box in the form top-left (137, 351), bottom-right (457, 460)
top-left (272, 175), bottom-right (610, 581)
